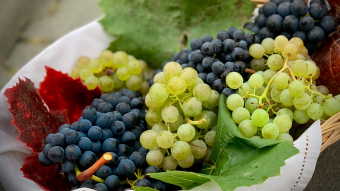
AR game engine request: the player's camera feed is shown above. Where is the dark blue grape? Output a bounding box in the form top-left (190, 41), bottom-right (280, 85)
top-left (129, 151), bottom-right (146, 168)
top-left (188, 50), bottom-right (204, 63)
top-left (95, 165), bottom-right (112, 178)
top-left (309, 3), bottom-right (327, 19)
top-left (61, 161), bottom-right (75, 173)
top-left (131, 126), bottom-right (143, 138)
top-left (206, 73), bottom-right (217, 85)
top-left (97, 102), bottom-right (113, 113)
top-left (223, 39), bottom-right (236, 53)
top-left (291, 0), bottom-right (307, 16)
top-left (213, 79), bottom-right (224, 92)
top-left (107, 152), bottom-right (118, 166)
top-left (115, 103), bottom-right (130, 114)
top-left (232, 47), bottom-right (246, 60)
top-left (122, 112), bottom-right (136, 129)
top-left (65, 145), bottom-right (82, 161)
top-left (96, 113), bottom-right (114, 129)
top-left (102, 129), bottom-right (113, 140)
top-left (232, 30), bottom-right (245, 41)
top-left (277, 2), bottom-right (291, 17)
top-left (283, 15), bottom-right (299, 32)
top-left (38, 152), bottom-right (51, 165)
top-left (79, 151), bottom-right (96, 168)
top-left (299, 16), bottom-right (315, 32)
top-left (196, 64), bottom-right (204, 73)
top-left (112, 111), bottom-right (122, 121)
top-left (222, 88), bottom-right (234, 97)
top-left (201, 35), bottom-right (213, 43)
top-left (152, 181), bottom-right (167, 191)
top-left (144, 166), bottom-right (160, 174)
top-left (136, 178), bottom-right (151, 187)
top-left (116, 159), bottom-right (136, 177)
top-left (202, 57), bottom-right (214, 69)
top-left (88, 126), bottom-right (103, 141)
top-left (211, 61), bottom-right (225, 75)
top-left (266, 14), bottom-right (283, 32)
top-left (201, 42), bottom-right (214, 56)
top-left (293, 31), bottom-right (307, 42)
top-left (118, 96), bottom-right (130, 104)
top-left (178, 49), bottom-right (190, 63)
top-left (58, 124), bottom-right (70, 132)
top-left (255, 14), bottom-right (266, 27)
top-left (67, 173), bottom-right (79, 186)
top-left (95, 183), bottom-right (108, 191)
top-left (102, 138), bottom-right (118, 152)
top-left (235, 61), bottom-right (246, 72)
top-left (131, 98), bottom-right (143, 108)
top-left (308, 26), bottom-right (325, 42)
top-left (262, 2), bottom-right (277, 16)
top-left (92, 141), bottom-right (102, 153)
top-left (101, 94), bottom-right (118, 107)
top-left (81, 180), bottom-right (95, 189)
top-left (46, 133), bottom-right (65, 146)
top-left (118, 144), bottom-right (131, 156)
top-left (217, 30), bottom-right (229, 41)
top-left (64, 129), bottom-right (80, 145)
top-left (211, 39), bottom-right (223, 53)
top-left (104, 175), bottom-right (120, 189)
top-left (138, 147), bottom-right (148, 156)
top-left (237, 40), bottom-right (248, 49)
top-left (78, 137), bottom-right (93, 151)
top-left (77, 118), bottom-right (92, 133)
top-left (82, 107), bottom-right (97, 123)
top-left (320, 16), bottom-right (336, 33)
top-left (43, 144), bottom-right (52, 156)
top-left (190, 38), bottom-right (203, 50)
top-left (77, 131), bottom-right (87, 138)
top-left (121, 131), bottom-right (136, 143)
top-left (47, 146), bottom-right (64, 163)
top-left (111, 121), bottom-right (126, 136)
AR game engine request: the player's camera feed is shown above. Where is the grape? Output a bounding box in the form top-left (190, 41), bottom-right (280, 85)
top-left (280, 89), bottom-right (293, 107)
top-left (248, 73), bottom-right (264, 89)
top-left (112, 51), bottom-right (129, 68)
top-left (204, 130), bottom-right (216, 147)
top-left (79, 69), bottom-right (93, 81)
top-left (277, 108), bottom-right (294, 120)
top-left (250, 58), bottom-right (267, 71)
top-left (239, 119), bottom-right (257, 138)
top-left (153, 72), bottom-right (166, 84)
top-left (274, 35), bottom-right (288, 52)
top-left (238, 83), bottom-right (251, 97)
top-left (261, 38), bottom-right (275, 54)
top-left (274, 114), bottom-right (292, 133)
top-left (127, 58), bottom-right (143, 75)
top-left (167, 77), bottom-right (187, 95)
top-left (116, 67), bottom-right (130, 81)
top-left (168, 114), bottom-right (184, 132)
top-left (293, 93), bottom-right (312, 110)
top-left (316, 85), bottom-right (329, 95)
top-left (232, 107), bottom-right (250, 124)
top-left (161, 105), bottom-right (179, 123)
top-left (183, 97), bottom-right (202, 117)
top-left (105, 175), bottom-right (120, 189)
top-left (126, 75), bottom-right (143, 91)
top-left (84, 76), bottom-right (99, 90)
top-left (190, 140), bottom-right (208, 159)
top-left (149, 83), bottom-right (169, 106)
top-left (151, 123), bottom-right (166, 133)
top-left (245, 97), bottom-right (259, 113)
top-left (162, 156), bottom-right (178, 170)
top-left (307, 103), bottom-right (323, 120)
top-left (262, 123), bottom-right (279, 139)
top-left (323, 98), bottom-right (340, 117)
top-left (263, 69), bottom-right (276, 84)
top-left (288, 80), bottom-right (305, 97)
top-left (180, 67), bottom-right (199, 88)
top-left (145, 110), bottom-right (161, 126)
top-left (278, 133), bottom-right (293, 142)
top-left (272, 72), bottom-right (289, 90)
top-left (177, 154), bottom-right (194, 168)
top-left (193, 83), bottom-right (212, 102)
top-left (267, 54), bottom-right (283, 71)
top-left (293, 110), bottom-right (310, 124)
top-left (140, 130), bottom-right (158, 150)
top-left (157, 131), bottom-right (175, 149)
top-left (177, 124), bottom-right (196, 142)
top-left (226, 72), bottom-right (244, 89)
top-left (171, 141), bottom-right (192, 161)
top-left (195, 111), bottom-right (217, 129)
top-left (249, 44), bottom-right (265, 58)
top-left (283, 42), bottom-right (299, 59)
top-left (270, 88), bottom-right (282, 102)
top-left (203, 90), bottom-right (219, 109)
top-left (226, 94), bottom-right (244, 111)
top-left (146, 150), bottom-right (164, 167)
top-left (98, 76), bottom-right (114, 92)
top-left (291, 60), bottom-right (307, 77)
top-left (251, 109), bottom-right (269, 127)
top-left (163, 62), bottom-right (182, 79)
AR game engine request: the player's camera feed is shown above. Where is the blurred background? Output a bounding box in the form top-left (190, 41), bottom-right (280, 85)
top-left (0, 0), bottom-right (338, 190)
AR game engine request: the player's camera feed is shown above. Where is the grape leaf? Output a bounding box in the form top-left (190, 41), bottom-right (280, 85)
top-left (39, 67), bottom-right (101, 123)
top-left (149, 96), bottom-right (298, 191)
top-left (99, 0), bottom-right (255, 68)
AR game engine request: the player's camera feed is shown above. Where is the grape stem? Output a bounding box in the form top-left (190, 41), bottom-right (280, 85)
top-left (187, 118), bottom-right (206, 125)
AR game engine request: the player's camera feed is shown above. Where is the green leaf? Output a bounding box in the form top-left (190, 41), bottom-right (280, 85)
top-left (99, 0), bottom-right (255, 68)
top-left (134, 186), bottom-right (159, 191)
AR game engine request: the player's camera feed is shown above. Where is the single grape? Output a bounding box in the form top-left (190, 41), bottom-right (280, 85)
top-left (193, 83), bottom-right (212, 102)
top-left (250, 58), bottom-right (267, 71)
top-left (171, 141), bottom-right (192, 161)
top-left (293, 93), bottom-right (312, 110)
top-left (261, 38), bottom-right (275, 54)
top-left (232, 107), bottom-right (251, 124)
top-left (112, 51), bottom-right (129, 68)
top-left (204, 130), bottom-right (216, 147)
top-left (239, 119), bottom-right (257, 138)
top-left (226, 72), bottom-right (244, 89)
top-left (177, 154), bottom-right (194, 168)
top-left (274, 114), bottom-right (292, 133)
top-left (126, 75), bottom-right (143, 91)
top-left (190, 139), bottom-right (208, 159)
top-left (145, 110), bottom-right (161, 126)
top-left (149, 83), bottom-right (169, 107)
top-left (146, 150), bottom-right (164, 167)
top-left (263, 69), bottom-right (276, 84)
top-left (248, 73), bottom-right (264, 89)
top-left (249, 44), bottom-right (265, 59)
top-left (157, 131), bottom-right (175, 149)
top-left (226, 94), bottom-right (244, 111)
top-left (272, 72), bottom-right (289, 90)
top-left (161, 105), bottom-right (179, 123)
top-left (291, 60), bottom-right (307, 77)
top-left (274, 35), bottom-right (288, 52)
top-left (270, 88), bottom-right (282, 103)
top-left (127, 58), bottom-right (143, 75)
top-left (316, 85), bottom-right (329, 95)
top-left (251, 109), bottom-right (269, 127)
top-left (323, 98), bottom-right (340, 117)
top-left (116, 67), bottom-right (130, 81)
top-left (262, 123), bottom-right (279, 139)
top-left (267, 54), bottom-right (283, 71)
top-left (307, 103), bottom-right (323, 120)
top-left (167, 77), bottom-right (187, 95)
top-left (177, 124), bottom-right (196, 142)
top-left (283, 42), bottom-right (298, 59)
top-left (164, 62), bottom-right (182, 79)
top-left (203, 90), bottom-right (219, 109)
top-left (183, 97), bottom-right (202, 117)
top-left (280, 89), bottom-right (293, 107)
top-left (84, 75), bottom-right (99, 90)
top-left (277, 108), bottom-right (294, 120)
top-left (278, 133), bottom-right (293, 142)
top-left (153, 72), bottom-right (166, 84)
top-left (79, 69), bottom-right (93, 81)
top-left (245, 97), bottom-right (259, 113)
top-left (180, 67), bottom-right (199, 88)
top-left (162, 156), bottom-right (178, 170)
top-left (151, 123), bottom-right (167, 133)
top-left (288, 80), bottom-right (305, 97)
top-left (145, 94), bottom-right (163, 109)
top-left (293, 110), bottom-right (310, 124)
top-left (238, 83), bottom-right (251, 97)
top-left (140, 130), bottom-right (158, 150)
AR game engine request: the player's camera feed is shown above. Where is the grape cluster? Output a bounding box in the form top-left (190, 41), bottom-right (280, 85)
top-left (141, 62), bottom-right (217, 170)
top-left (171, 28), bottom-right (254, 96)
top-left (225, 36), bottom-right (340, 141)
top-left (71, 50), bottom-right (152, 94)
top-left (245, 0), bottom-right (336, 52)
top-left (38, 89), bottom-right (169, 191)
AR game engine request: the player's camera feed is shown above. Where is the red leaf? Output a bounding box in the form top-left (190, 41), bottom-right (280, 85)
top-left (4, 79), bottom-right (66, 152)
top-left (39, 67), bottom-right (100, 123)
top-left (21, 153), bottom-right (71, 191)
top-left (313, 30), bottom-right (340, 94)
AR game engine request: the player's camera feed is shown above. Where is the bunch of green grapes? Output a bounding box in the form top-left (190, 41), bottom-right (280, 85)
top-left (140, 62), bottom-right (218, 170)
top-left (225, 35), bottom-right (340, 141)
top-left (70, 50), bottom-right (152, 94)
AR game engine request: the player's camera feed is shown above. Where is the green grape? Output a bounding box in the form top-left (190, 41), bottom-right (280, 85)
top-left (180, 67), bottom-right (198, 88)
top-left (267, 54), bottom-right (283, 71)
top-left (226, 72), bottom-right (244, 89)
top-left (305, 60), bottom-right (318, 79)
top-left (99, 76), bottom-right (114, 92)
top-left (146, 150), bottom-right (164, 167)
top-left (251, 109), bottom-right (269, 127)
top-left (99, 50), bottom-right (114, 68)
top-left (270, 88), bottom-right (282, 103)
top-left (83, 75), bottom-right (99, 90)
top-left (195, 111), bottom-right (217, 129)
top-left (127, 58), bottom-right (142, 75)
top-left (226, 94), bottom-right (244, 111)
top-left (177, 124), bottom-right (196, 142)
top-left (262, 123), bottom-right (280, 139)
top-left (203, 90), bottom-right (219, 109)
top-left (79, 69), bottom-right (92, 81)
top-left (238, 83), bottom-right (251, 97)
top-left (190, 139), bottom-right (208, 159)
top-left (140, 130), bottom-right (159, 149)
top-left (167, 77), bottom-right (187, 95)
top-left (283, 42), bottom-right (298, 59)
top-left (152, 123), bottom-right (167, 132)
top-left (111, 74), bottom-right (124, 90)
top-left (164, 62), bottom-right (182, 79)
top-left (145, 110), bottom-right (161, 126)
top-left (89, 59), bottom-right (104, 74)
top-left (171, 141), bottom-right (192, 161)
top-left (277, 108), bottom-right (294, 120)
top-left (126, 75), bottom-right (143, 91)
top-left (239, 119), bottom-right (257, 138)
top-left (249, 43), bottom-right (265, 59)
top-left (278, 133), bottom-right (293, 142)
top-left (280, 89), bottom-right (293, 107)
top-left (263, 70), bottom-right (276, 84)
top-left (307, 103), bottom-right (324, 120)
top-left (274, 114), bottom-right (292, 133)
top-left (157, 131), bottom-right (175, 149)
top-left (149, 83), bottom-right (169, 106)
top-left (272, 72), bottom-right (289, 90)
top-left (204, 130), bottom-right (216, 147)
top-left (116, 67), bottom-right (130, 81)
top-left (288, 80), bottom-right (305, 97)
top-left (245, 97), bottom-right (259, 113)
top-left (248, 73), bottom-right (264, 89)
top-left (323, 98), bottom-right (340, 117)
top-left (112, 51), bottom-right (129, 68)
top-left (183, 97), bottom-right (202, 117)
top-left (161, 105), bottom-right (179, 123)
top-left (261, 37), bottom-right (275, 54)
top-left (293, 110), bottom-right (310, 124)
top-left (177, 154), bottom-right (194, 168)
top-left (274, 35), bottom-right (288, 52)
top-left (250, 58), bottom-right (267, 71)
top-left (153, 72), bottom-right (166, 84)
top-left (232, 107), bottom-right (250, 124)
top-left (293, 93), bottom-right (312, 110)
top-left (193, 83), bottom-right (212, 102)
top-left (316, 85), bottom-right (329, 95)
top-left (291, 60), bottom-right (307, 77)
top-left (145, 94), bottom-right (165, 109)
top-left (162, 156), bottom-right (178, 170)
